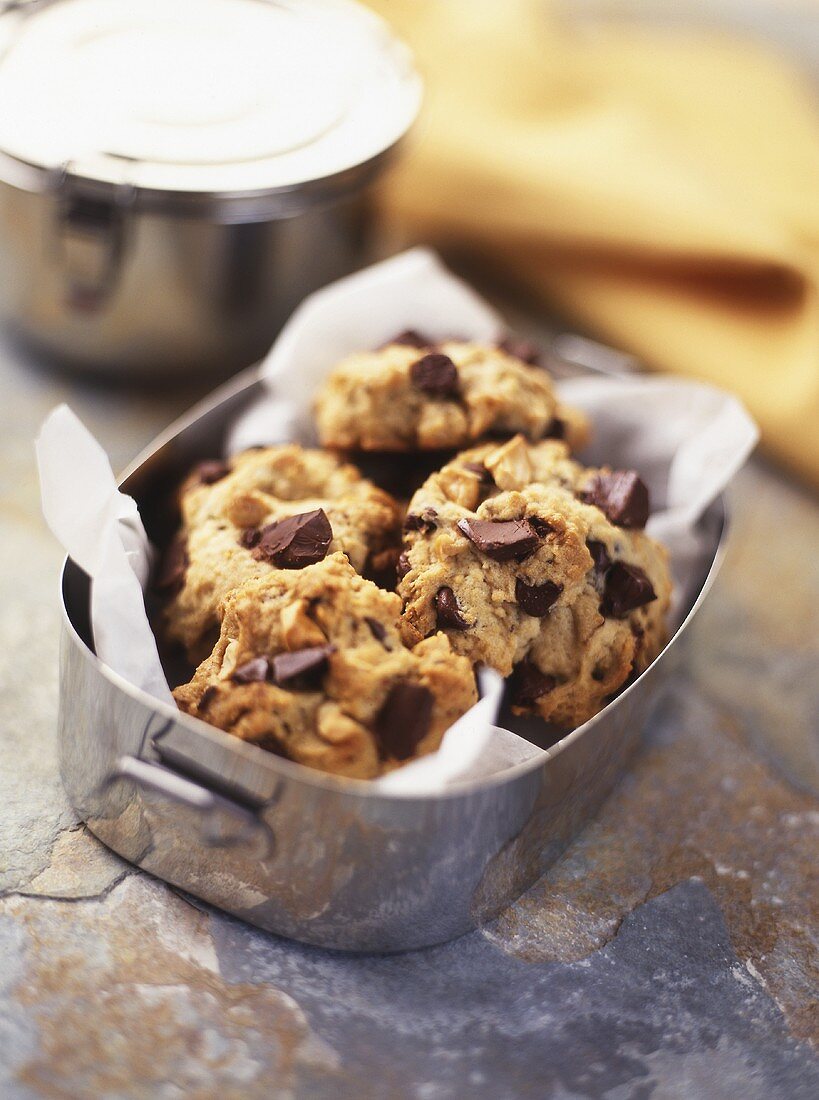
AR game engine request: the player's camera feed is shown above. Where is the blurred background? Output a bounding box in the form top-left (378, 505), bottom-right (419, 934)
top-left (366, 0), bottom-right (819, 487)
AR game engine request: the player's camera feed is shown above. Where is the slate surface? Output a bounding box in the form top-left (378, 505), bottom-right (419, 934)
top-left (0, 330), bottom-right (817, 1098)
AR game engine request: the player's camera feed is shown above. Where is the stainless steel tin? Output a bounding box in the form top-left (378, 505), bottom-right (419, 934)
top-left (0, 0), bottom-right (421, 376)
top-left (58, 366), bottom-right (729, 952)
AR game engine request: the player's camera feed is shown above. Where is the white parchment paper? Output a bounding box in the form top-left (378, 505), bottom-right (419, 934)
top-left (37, 248), bottom-right (759, 792)
top-left (37, 405), bottom-right (174, 705)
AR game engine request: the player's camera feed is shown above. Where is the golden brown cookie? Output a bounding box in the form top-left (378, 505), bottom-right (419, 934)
top-left (174, 554), bottom-right (478, 779)
top-left (398, 436), bottom-right (671, 728)
top-left (158, 445), bottom-right (401, 662)
top-left (314, 339), bottom-right (588, 452)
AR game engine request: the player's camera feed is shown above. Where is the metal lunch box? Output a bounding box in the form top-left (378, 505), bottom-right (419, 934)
top-left (58, 363), bottom-right (730, 953)
top-left (0, 0), bottom-right (421, 377)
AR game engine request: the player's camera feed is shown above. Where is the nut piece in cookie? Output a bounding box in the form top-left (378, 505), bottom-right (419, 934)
top-left (160, 445), bottom-right (401, 663)
top-left (314, 340), bottom-right (589, 453)
top-left (173, 554), bottom-right (478, 779)
top-left (398, 436), bottom-right (671, 729)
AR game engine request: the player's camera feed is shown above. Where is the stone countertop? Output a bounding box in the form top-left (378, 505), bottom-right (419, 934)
top-left (0, 333), bottom-right (817, 1099)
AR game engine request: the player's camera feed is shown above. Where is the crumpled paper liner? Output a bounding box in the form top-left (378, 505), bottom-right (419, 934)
top-left (37, 248), bottom-right (759, 793)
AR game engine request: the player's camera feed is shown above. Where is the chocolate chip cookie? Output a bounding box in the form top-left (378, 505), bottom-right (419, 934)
top-left (398, 436), bottom-right (671, 728)
top-left (158, 445), bottom-right (401, 662)
top-left (314, 339), bottom-right (589, 452)
top-left (173, 554), bottom-right (478, 779)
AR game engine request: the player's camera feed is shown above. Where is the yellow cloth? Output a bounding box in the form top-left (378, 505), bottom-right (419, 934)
top-left (368, 0), bottom-right (819, 485)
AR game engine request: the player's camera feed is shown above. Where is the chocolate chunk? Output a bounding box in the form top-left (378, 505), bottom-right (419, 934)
top-left (239, 527), bottom-right (261, 549)
top-left (271, 645), bottom-right (335, 687)
top-left (600, 562), bottom-right (657, 618)
top-left (154, 535), bottom-right (188, 593)
top-left (194, 459), bottom-right (230, 485)
top-left (462, 461), bottom-right (494, 486)
top-left (434, 586), bottom-right (469, 630)
top-left (581, 472), bottom-right (649, 529)
top-left (528, 516), bottom-right (553, 537)
top-left (410, 353), bottom-right (460, 398)
top-left (365, 616), bottom-right (387, 642)
top-left (587, 539), bottom-right (611, 577)
top-left (252, 509), bottom-right (332, 568)
top-left (498, 335), bottom-right (541, 366)
top-left (232, 656), bottom-right (270, 684)
top-left (457, 517), bottom-right (540, 562)
top-left (375, 681), bottom-right (434, 761)
top-left (515, 577), bottom-right (562, 616)
top-left (198, 685), bottom-right (218, 712)
top-left (509, 661), bottom-right (556, 708)
top-left (403, 507), bottom-right (438, 534)
top-left (545, 418), bottom-right (565, 440)
top-left (586, 539), bottom-right (611, 595)
top-left (385, 329), bottom-right (431, 349)
top-left (396, 552), bottom-right (411, 582)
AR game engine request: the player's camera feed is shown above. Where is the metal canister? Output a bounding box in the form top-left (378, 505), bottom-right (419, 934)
top-left (0, 0), bottom-right (421, 376)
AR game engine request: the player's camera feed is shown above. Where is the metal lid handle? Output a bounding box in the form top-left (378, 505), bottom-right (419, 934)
top-left (49, 166), bottom-right (135, 310)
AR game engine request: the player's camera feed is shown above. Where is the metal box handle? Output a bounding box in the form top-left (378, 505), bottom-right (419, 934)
top-left (104, 755), bottom-right (274, 859)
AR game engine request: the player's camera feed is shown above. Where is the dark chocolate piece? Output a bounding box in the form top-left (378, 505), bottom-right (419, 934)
top-left (515, 577), bottom-right (562, 617)
top-left (252, 509), bottom-right (332, 568)
top-left (239, 527), bottom-right (262, 549)
top-left (528, 516), bottom-right (553, 537)
top-left (410, 353), bottom-right (460, 398)
top-left (375, 681), bottom-right (434, 761)
top-left (198, 685), bottom-right (218, 712)
top-left (396, 552), bottom-right (411, 582)
top-left (456, 517), bottom-right (540, 562)
top-left (194, 460), bottom-right (230, 485)
top-left (581, 471), bottom-right (649, 529)
top-left (586, 539), bottom-right (611, 593)
top-left (232, 657), bottom-right (270, 684)
top-left (403, 507), bottom-right (438, 534)
top-left (434, 586), bottom-right (469, 630)
top-left (587, 539), bottom-right (611, 576)
top-left (271, 645), bottom-right (335, 686)
top-left (600, 562), bottom-right (656, 618)
top-left (365, 616), bottom-right (387, 643)
top-left (462, 461), bottom-right (494, 486)
top-left (509, 660), bottom-right (557, 708)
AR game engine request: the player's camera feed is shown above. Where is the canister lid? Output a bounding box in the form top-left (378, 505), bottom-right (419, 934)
top-left (0, 0), bottom-right (421, 197)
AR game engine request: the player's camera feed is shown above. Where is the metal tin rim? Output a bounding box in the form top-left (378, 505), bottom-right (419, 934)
top-left (0, 140), bottom-right (407, 218)
top-left (58, 365), bottom-right (732, 803)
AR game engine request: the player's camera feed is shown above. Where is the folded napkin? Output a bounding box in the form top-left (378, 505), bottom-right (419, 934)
top-left (368, 0), bottom-right (819, 485)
